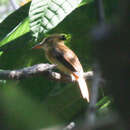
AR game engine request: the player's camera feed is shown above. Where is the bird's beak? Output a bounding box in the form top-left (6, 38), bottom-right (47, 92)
top-left (32, 43), bottom-right (42, 49)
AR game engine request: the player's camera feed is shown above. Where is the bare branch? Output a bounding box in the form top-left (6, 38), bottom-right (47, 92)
top-left (0, 63), bottom-right (93, 82)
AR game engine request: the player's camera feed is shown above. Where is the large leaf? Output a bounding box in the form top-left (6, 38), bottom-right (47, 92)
top-left (0, 32), bottom-right (32, 52)
top-left (0, 18), bottom-right (30, 48)
top-left (29, 0), bottom-right (83, 41)
top-left (0, 2), bottom-right (30, 42)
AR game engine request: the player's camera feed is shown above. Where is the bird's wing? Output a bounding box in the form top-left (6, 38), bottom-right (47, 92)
top-left (50, 44), bottom-right (83, 73)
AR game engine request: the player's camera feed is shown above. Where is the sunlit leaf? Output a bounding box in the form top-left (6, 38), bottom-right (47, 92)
top-left (29, 0), bottom-right (83, 41)
top-left (0, 18), bottom-right (30, 47)
top-left (0, 2), bottom-right (30, 42)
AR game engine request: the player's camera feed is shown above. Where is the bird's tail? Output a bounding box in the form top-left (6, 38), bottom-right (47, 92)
top-left (73, 72), bottom-right (89, 102)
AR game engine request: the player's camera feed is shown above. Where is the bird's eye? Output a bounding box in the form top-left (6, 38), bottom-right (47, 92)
top-left (60, 35), bottom-right (67, 40)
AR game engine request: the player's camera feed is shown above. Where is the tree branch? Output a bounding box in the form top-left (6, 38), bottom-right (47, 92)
top-left (0, 63), bottom-right (93, 82)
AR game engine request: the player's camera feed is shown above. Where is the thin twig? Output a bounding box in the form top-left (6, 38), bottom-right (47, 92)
top-left (0, 63), bottom-right (93, 82)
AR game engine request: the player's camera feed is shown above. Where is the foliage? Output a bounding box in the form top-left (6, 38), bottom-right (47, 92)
top-left (0, 0), bottom-right (118, 129)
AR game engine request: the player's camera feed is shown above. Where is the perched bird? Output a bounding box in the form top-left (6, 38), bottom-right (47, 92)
top-left (32, 34), bottom-right (89, 102)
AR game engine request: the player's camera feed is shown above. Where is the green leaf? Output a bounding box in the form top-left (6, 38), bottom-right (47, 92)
top-left (0, 32), bottom-right (32, 52)
top-left (0, 18), bottom-right (30, 47)
top-left (0, 2), bottom-right (30, 42)
top-left (29, 0), bottom-right (83, 41)
top-left (96, 96), bottom-right (111, 108)
top-left (79, 0), bottom-right (93, 7)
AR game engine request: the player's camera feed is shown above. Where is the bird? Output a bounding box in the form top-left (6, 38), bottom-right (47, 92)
top-left (32, 34), bottom-right (89, 102)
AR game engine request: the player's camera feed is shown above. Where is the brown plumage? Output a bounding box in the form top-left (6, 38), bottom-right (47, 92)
top-left (32, 34), bottom-right (90, 102)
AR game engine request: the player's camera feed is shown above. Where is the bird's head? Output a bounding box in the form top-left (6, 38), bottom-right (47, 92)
top-left (32, 34), bottom-right (71, 50)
